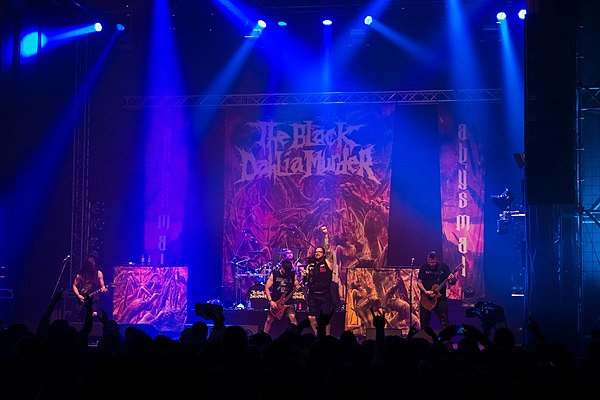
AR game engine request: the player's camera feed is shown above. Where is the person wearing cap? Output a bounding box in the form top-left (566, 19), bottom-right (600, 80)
top-left (417, 251), bottom-right (457, 331)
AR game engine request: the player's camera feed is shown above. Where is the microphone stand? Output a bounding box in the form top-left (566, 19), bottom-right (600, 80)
top-left (51, 256), bottom-right (71, 320)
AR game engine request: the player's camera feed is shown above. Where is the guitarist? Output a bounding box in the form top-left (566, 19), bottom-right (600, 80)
top-left (72, 255), bottom-right (108, 319)
top-left (262, 259), bottom-right (301, 335)
top-left (417, 251), bottom-right (457, 332)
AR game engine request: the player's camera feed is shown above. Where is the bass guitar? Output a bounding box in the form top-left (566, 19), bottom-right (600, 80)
top-left (420, 264), bottom-right (462, 311)
top-left (270, 285), bottom-right (304, 320)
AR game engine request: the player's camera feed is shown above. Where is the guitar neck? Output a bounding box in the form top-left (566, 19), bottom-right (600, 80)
top-left (436, 264), bottom-right (462, 291)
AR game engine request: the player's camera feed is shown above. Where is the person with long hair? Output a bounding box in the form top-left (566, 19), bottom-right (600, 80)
top-left (72, 255), bottom-right (108, 318)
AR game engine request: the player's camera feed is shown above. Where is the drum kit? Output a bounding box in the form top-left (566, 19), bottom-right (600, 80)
top-left (231, 247), bottom-right (308, 310)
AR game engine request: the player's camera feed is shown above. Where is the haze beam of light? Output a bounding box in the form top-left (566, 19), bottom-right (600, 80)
top-left (446, 0), bottom-right (483, 89)
top-left (498, 19), bottom-right (524, 153)
top-left (12, 33), bottom-right (118, 256)
top-left (369, 19), bottom-right (438, 65)
top-left (51, 23), bottom-right (102, 42)
top-left (329, 0), bottom-right (391, 77)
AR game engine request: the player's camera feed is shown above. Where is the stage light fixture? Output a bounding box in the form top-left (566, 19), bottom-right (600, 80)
top-left (116, 23), bottom-right (125, 31)
top-left (245, 20), bottom-right (265, 39)
top-left (94, 22), bottom-right (103, 32)
top-left (496, 12), bottom-right (507, 21)
top-left (323, 19), bottom-right (333, 26)
top-left (491, 188), bottom-right (515, 211)
top-left (364, 15), bottom-right (373, 26)
top-left (518, 9), bottom-right (527, 19)
top-left (277, 21), bottom-right (287, 27)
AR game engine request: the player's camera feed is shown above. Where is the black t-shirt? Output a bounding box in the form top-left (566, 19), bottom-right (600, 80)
top-left (418, 262), bottom-right (451, 298)
top-left (271, 268), bottom-right (296, 302)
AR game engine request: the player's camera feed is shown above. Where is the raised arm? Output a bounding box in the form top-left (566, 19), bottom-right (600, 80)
top-left (321, 226), bottom-right (334, 266)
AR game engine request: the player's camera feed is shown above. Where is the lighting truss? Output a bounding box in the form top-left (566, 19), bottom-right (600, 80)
top-left (124, 88), bottom-right (502, 109)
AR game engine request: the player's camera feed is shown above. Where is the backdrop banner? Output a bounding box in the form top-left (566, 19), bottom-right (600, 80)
top-left (222, 104), bottom-right (395, 304)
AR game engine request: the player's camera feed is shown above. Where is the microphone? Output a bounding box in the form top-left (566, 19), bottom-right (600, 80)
top-left (411, 257), bottom-right (415, 266)
top-left (63, 255), bottom-right (71, 263)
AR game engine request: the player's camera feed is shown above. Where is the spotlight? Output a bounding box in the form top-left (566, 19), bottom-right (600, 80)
top-left (94, 22), bottom-right (103, 32)
top-left (277, 21), bottom-right (287, 27)
top-left (245, 21), bottom-right (265, 39)
top-left (116, 23), bottom-right (125, 31)
top-left (322, 19), bottom-right (333, 26)
top-left (364, 15), bottom-right (373, 26)
top-left (518, 9), bottom-right (527, 20)
top-left (496, 12), bottom-right (507, 21)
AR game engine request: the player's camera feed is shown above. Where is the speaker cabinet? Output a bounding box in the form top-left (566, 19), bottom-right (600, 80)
top-left (525, 13), bottom-right (576, 204)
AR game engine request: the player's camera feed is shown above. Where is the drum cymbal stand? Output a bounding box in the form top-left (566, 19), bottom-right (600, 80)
top-left (231, 230), bottom-right (251, 307)
top-left (230, 258), bottom-right (249, 306)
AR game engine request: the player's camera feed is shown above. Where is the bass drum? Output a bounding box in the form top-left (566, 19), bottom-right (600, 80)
top-left (246, 284), bottom-right (269, 310)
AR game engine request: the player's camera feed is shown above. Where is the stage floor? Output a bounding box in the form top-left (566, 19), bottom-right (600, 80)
top-left (186, 309), bottom-right (347, 338)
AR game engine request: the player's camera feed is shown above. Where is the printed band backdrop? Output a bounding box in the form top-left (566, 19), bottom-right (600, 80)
top-left (221, 104), bottom-right (395, 304)
top-left (139, 102), bottom-right (488, 310)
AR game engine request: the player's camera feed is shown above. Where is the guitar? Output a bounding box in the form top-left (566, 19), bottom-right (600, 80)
top-left (420, 264), bottom-right (462, 311)
top-left (79, 283), bottom-right (114, 302)
top-left (270, 285), bottom-right (304, 320)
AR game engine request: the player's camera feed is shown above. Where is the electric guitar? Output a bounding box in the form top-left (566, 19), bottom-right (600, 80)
top-left (420, 264), bottom-right (462, 311)
top-left (270, 285), bottom-right (304, 320)
top-left (79, 283), bottom-right (114, 302)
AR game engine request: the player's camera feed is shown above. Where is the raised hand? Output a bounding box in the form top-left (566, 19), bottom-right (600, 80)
top-left (370, 308), bottom-right (386, 330)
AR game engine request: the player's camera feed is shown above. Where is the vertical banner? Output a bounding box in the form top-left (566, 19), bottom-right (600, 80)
top-left (222, 105), bottom-right (394, 304)
top-left (144, 115), bottom-right (188, 265)
top-left (438, 105), bottom-right (486, 301)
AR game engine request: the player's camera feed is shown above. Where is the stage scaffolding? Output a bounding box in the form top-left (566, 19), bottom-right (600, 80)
top-left (122, 89), bottom-right (502, 109)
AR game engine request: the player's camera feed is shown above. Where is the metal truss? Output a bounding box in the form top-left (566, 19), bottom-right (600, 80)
top-left (71, 0), bottom-right (447, 14)
top-left (579, 87), bottom-right (600, 112)
top-left (578, 87), bottom-right (600, 228)
top-left (123, 89), bottom-right (502, 109)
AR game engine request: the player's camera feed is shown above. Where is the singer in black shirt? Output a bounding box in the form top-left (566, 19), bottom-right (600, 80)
top-left (302, 225), bottom-right (334, 336)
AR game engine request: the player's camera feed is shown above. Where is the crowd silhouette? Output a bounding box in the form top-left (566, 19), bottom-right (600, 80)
top-left (0, 289), bottom-right (598, 399)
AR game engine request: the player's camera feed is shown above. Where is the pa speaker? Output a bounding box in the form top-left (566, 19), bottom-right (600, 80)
top-left (524, 13), bottom-right (576, 204)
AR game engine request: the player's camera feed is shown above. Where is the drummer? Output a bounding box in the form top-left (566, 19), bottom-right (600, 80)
top-left (283, 248), bottom-right (295, 262)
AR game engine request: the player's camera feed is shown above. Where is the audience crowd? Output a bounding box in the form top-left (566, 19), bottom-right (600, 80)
top-left (1, 290), bottom-right (598, 399)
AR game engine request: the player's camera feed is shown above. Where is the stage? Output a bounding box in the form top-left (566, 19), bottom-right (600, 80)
top-left (187, 309), bottom-right (347, 338)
